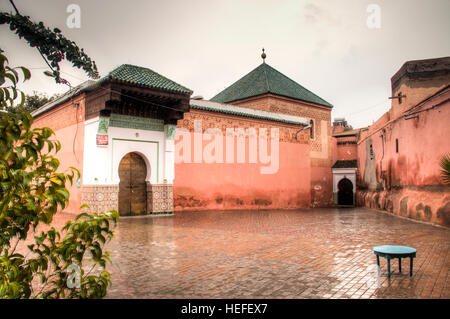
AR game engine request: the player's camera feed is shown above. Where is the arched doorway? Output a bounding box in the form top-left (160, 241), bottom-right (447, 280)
top-left (338, 177), bottom-right (353, 206)
top-left (118, 152), bottom-right (148, 216)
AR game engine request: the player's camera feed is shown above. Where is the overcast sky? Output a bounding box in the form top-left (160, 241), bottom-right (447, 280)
top-left (1, 0), bottom-right (449, 128)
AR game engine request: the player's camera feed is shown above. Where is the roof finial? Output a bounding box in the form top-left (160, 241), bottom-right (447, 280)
top-left (261, 48), bottom-right (266, 63)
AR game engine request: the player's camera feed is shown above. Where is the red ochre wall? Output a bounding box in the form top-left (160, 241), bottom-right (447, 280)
top-left (310, 165), bottom-right (333, 207)
top-left (334, 136), bottom-right (358, 161)
top-left (356, 88), bottom-right (450, 227)
top-left (32, 95), bottom-right (86, 215)
top-left (174, 110), bottom-right (312, 211)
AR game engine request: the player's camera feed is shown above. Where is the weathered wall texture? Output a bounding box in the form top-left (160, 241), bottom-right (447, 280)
top-left (32, 95), bottom-right (86, 214)
top-left (174, 109), bottom-right (311, 211)
top-left (356, 188), bottom-right (450, 227)
top-left (229, 94), bottom-right (333, 207)
top-left (357, 86), bottom-right (450, 227)
top-left (390, 57), bottom-right (450, 119)
top-left (332, 135), bottom-right (358, 161)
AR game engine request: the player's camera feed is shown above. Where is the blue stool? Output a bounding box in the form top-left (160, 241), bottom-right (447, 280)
top-left (372, 245), bottom-right (416, 278)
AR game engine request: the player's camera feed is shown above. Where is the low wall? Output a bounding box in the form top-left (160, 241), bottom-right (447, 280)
top-left (81, 185), bottom-right (119, 213)
top-left (147, 184), bottom-right (174, 213)
top-left (356, 187), bottom-right (450, 228)
top-left (81, 184), bottom-right (173, 215)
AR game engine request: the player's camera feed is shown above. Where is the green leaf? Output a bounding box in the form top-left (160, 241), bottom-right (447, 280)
top-left (50, 177), bottom-right (62, 185)
top-left (0, 44), bottom-right (114, 299)
top-left (19, 66), bottom-right (31, 81)
top-left (4, 72), bottom-right (17, 86)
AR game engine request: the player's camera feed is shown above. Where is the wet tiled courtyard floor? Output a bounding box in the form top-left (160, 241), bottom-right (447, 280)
top-left (100, 208), bottom-right (449, 299)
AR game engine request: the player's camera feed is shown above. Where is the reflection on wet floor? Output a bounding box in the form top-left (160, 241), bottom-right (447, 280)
top-left (24, 208), bottom-right (450, 298)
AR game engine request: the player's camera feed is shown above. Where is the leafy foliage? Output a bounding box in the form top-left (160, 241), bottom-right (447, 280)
top-left (0, 14), bottom-right (117, 298)
top-left (0, 112), bottom-right (119, 298)
top-left (0, 48), bottom-right (30, 109)
top-left (0, 12), bottom-right (99, 84)
top-left (439, 154), bottom-right (450, 185)
top-left (7, 91), bottom-right (59, 114)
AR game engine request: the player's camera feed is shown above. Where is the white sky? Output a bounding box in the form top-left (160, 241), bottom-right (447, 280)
top-left (1, 0), bottom-right (449, 128)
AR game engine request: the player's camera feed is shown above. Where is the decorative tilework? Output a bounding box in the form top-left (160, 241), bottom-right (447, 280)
top-left (147, 183), bottom-right (174, 213)
top-left (234, 95), bottom-right (331, 152)
top-left (165, 124), bottom-right (177, 139)
top-left (82, 185), bottom-right (119, 213)
top-left (190, 99), bottom-right (308, 126)
top-left (98, 116), bottom-right (110, 134)
top-left (178, 110), bottom-right (310, 144)
top-left (83, 183), bottom-right (174, 215)
top-left (110, 114), bottom-right (164, 131)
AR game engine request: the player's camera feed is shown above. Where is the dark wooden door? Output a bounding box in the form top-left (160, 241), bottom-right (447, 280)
top-left (118, 153), bottom-right (147, 215)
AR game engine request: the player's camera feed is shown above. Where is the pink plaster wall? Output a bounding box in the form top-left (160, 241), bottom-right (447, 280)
top-left (357, 87), bottom-right (450, 227)
top-left (174, 140), bottom-right (311, 211)
top-left (358, 88), bottom-right (450, 189)
top-left (32, 96), bottom-right (86, 215)
top-left (310, 166), bottom-right (333, 207)
top-left (333, 136), bottom-right (358, 161)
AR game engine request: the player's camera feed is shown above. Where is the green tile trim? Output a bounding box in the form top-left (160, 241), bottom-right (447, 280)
top-left (332, 160), bottom-right (357, 169)
top-left (165, 124), bottom-right (177, 140)
top-left (98, 116), bottom-right (110, 134)
top-left (109, 114), bottom-right (164, 131)
top-left (190, 104), bottom-right (308, 126)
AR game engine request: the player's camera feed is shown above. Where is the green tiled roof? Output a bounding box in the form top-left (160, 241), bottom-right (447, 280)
top-left (333, 128), bottom-right (361, 137)
top-left (332, 160), bottom-right (357, 169)
top-left (211, 63), bottom-right (332, 107)
top-left (32, 64), bottom-right (192, 118)
top-left (101, 64), bottom-right (193, 94)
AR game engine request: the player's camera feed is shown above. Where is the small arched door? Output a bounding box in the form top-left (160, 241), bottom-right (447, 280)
top-left (118, 152), bottom-right (147, 215)
top-left (338, 178), bottom-right (353, 206)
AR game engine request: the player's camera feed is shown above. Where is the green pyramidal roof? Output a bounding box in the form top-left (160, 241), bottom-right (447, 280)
top-left (211, 63), bottom-right (332, 107)
top-left (101, 64), bottom-right (193, 94)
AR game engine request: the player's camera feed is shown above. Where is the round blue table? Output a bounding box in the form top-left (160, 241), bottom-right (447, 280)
top-left (372, 245), bottom-right (416, 278)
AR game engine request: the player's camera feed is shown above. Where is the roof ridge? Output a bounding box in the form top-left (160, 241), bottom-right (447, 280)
top-left (105, 63), bottom-right (192, 94)
top-left (264, 63), bottom-right (332, 106)
top-left (211, 62), bottom-right (333, 107)
top-left (121, 64), bottom-right (174, 84)
top-left (262, 63), bottom-right (271, 93)
top-left (210, 63), bottom-right (265, 100)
